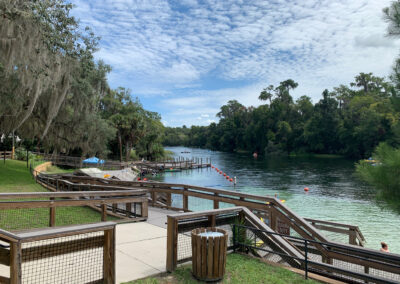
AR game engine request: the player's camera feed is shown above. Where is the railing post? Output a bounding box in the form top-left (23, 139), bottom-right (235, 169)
top-left (349, 228), bottom-right (357, 245)
top-left (166, 193), bottom-right (172, 208)
top-left (213, 193), bottom-right (219, 209)
top-left (101, 204), bottom-right (107, 221)
top-left (49, 197), bottom-right (56, 227)
top-left (208, 215), bottom-right (216, 227)
top-left (304, 240), bottom-right (308, 280)
top-left (166, 216), bottom-right (178, 272)
top-left (10, 241), bottom-right (21, 284)
top-left (103, 227), bottom-right (116, 284)
top-left (233, 224), bottom-right (237, 252)
top-left (183, 187), bottom-right (188, 211)
top-left (126, 203), bottom-right (132, 217)
top-left (141, 198), bottom-right (148, 218)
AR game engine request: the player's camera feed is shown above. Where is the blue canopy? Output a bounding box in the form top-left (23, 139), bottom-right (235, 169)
top-left (83, 157), bottom-right (105, 164)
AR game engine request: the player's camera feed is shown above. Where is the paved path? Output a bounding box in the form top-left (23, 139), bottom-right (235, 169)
top-left (116, 207), bottom-right (179, 283)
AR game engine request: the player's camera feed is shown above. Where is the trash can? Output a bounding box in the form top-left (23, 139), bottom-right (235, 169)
top-left (191, 227), bottom-right (227, 281)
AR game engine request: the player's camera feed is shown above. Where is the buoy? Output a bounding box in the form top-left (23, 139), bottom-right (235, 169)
top-left (219, 172), bottom-right (222, 174)
top-left (170, 168), bottom-right (173, 170)
top-left (103, 174), bottom-right (110, 178)
top-left (223, 173), bottom-right (226, 176)
top-left (143, 178), bottom-right (147, 181)
top-left (137, 177), bottom-right (141, 181)
top-left (227, 176), bottom-right (230, 179)
top-left (281, 200), bottom-right (286, 203)
top-left (229, 178), bottom-right (233, 182)
top-left (226, 176), bottom-right (229, 179)
top-left (304, 187), bottom-right (309, 192)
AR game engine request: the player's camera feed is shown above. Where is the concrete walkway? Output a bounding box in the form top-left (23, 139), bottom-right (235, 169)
top-left (116, 207), bottom-right (179, 283)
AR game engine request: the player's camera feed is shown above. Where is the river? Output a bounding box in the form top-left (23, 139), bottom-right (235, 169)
top-left (153, 146), bottom-right (400, 253)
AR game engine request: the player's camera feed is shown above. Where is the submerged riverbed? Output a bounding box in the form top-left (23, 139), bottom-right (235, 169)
top-left (153, 146), bottom-right (400, 253)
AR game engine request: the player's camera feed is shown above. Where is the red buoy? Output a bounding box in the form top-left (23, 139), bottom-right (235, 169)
top-left (219, 171), bottom-right (222, 174)
top-left (304, 187), bottom-right (309, 192)
top-left (137, 178), bottom-right (141, 181)
top-left (229, 178), bottom-right (233, 182)
top-left (223, 173), bottom-right (226, 176)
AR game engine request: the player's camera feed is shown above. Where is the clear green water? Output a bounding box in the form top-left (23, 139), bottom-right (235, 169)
top-left (153, 146), bottom-right (400, 253)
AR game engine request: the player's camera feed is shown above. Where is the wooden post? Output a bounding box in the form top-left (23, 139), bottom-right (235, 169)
top-left (101, 204), bottom-right (107, 221)
top-left (213, 193), bottom-right (219, 209)
top-left (103, 227), bottom-right (116, 284)
top-left (270, 207), bottom-right (277, 231)
top-left (112, 204), bottom-right (117, 213)
top-left (166, 193), bottom-right (172, 208)
top-left (349, 229), bottom-right (357, 245)
top-left (151, 191), bottom-right (157, 207)
top-left (10, 242), bottom-right (21, 284)
top-left (166, 216), bottom-right (178, 272)
top-left (208, 215), bottom-right (216, 227)
top-left (126, 203), bottom-right (132, 217)
top-left (183, 188), bottom-right (188, 211)
top-left (141, 199), bottom-right (148, 218)
top-left (49, 197), bottom-right (56, 227)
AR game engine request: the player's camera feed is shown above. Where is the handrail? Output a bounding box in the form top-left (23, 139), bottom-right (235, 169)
top-left (54, 174), bottom-right (365, 246)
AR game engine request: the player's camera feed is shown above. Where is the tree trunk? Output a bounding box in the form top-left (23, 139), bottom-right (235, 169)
top-left (118, 130), bottom-right (122, 162)
top-left (125, 141), bottom-right (131, 162)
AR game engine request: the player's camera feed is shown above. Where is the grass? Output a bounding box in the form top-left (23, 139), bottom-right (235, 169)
top-left (124, 254), bottom-right (319, 284)
top-left (44, 165), bottom-right (75, 174)
top-left (0, 159), bottom-right (118, 230)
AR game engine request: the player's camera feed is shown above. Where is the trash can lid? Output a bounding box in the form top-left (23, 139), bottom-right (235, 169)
top-left (198, 231), bottom-right (224, 238)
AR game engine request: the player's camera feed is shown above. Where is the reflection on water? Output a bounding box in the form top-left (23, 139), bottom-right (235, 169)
top-left (153, 146), bottom-right (400, 253)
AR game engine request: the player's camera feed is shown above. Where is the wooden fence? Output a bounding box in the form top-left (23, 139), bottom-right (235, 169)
top-left (0, 190), bottom-right (148, 231)
top-left (0, 222), bottom-right (116, 284)
top-left (0, 151), bottom-right (12, 160)
top-left (56, 175), bottom-right (365, 247)
top-left (166, 207), bottom-right (400, 284)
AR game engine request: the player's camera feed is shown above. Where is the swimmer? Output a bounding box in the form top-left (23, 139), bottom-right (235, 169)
top-left (380, 242), bottom-right (390, 253)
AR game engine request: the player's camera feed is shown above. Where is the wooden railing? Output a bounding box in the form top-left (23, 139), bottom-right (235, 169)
top-left (0, 190), bottom-right (148, 230)
top-left (166, 207), bottom-right (400, 284)
top-left (0, 222), bottom-right (116, 284)
top-left (56, 175), bottom-right (365, 247)
top-left (0, 151), bottom-right (12, 160)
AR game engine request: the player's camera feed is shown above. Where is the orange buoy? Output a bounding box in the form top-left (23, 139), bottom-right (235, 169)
top-left (143, 178), bottom-right (147, 181)
top-left (304, 187), bottom-right (309, 192)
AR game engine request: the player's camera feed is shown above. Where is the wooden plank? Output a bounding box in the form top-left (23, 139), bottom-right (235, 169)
top-left (183, 188), bottom-right (188, 211)
top-left (213, 236), bottom-right (220, 278)
top-left (103, 228), bottom-right (115, 284)
top-left (166, 217), bottom-right (176, 272)
top-left (16, 222), bottom-right (116, 242)
top-left (9, 242), bottom-right (21, 284)
top-left (218, 233), bottom-right (225, 277)
top-left (201, 235), bottom-right (207, 278)
top-left (207, 236), bottom-right (214, 279)
top-left (102, 204), bottom-right (107, 221)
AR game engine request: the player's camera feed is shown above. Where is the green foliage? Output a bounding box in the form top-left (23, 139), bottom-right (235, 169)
top-left (163, 74), bottom-right (399, 159)
top-left (356, 143), bottom-right (400, 210)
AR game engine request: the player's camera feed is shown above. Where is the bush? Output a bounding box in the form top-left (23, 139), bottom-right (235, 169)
top-left (356, 143), bottom-right (400, 210)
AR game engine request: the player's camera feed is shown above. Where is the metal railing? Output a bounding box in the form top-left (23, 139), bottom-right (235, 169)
top-left (232, 223), bottom-right (400, 284)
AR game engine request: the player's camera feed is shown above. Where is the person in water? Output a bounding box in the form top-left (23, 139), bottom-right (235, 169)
top-left (380, 242), bottom-right (390, 253)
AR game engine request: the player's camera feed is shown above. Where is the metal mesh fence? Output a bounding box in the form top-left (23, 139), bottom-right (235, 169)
top-left (234, 224), bottom-right (400, 284)
top-left (0, 198), bottom-right (126, 232)
top-left (21, 231), bottom-right (104, 284)
top-left (176, 214), bottom-right (238, 263)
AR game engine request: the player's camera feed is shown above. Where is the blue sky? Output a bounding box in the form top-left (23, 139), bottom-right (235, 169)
top-left (71, 0), bottom-right (399, 127)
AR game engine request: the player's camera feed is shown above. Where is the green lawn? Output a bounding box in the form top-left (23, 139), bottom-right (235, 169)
top-left (125, 253), bottom-right (319, 284)
top-left (0, 160), bottom-right (117, 231)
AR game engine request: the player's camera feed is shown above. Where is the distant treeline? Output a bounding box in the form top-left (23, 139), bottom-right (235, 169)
top-left (163, 74), bottom-right (400, 159)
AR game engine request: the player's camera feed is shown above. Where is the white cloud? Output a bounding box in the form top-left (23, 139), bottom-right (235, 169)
top-left (71, 0), bottom-right (400, 126)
